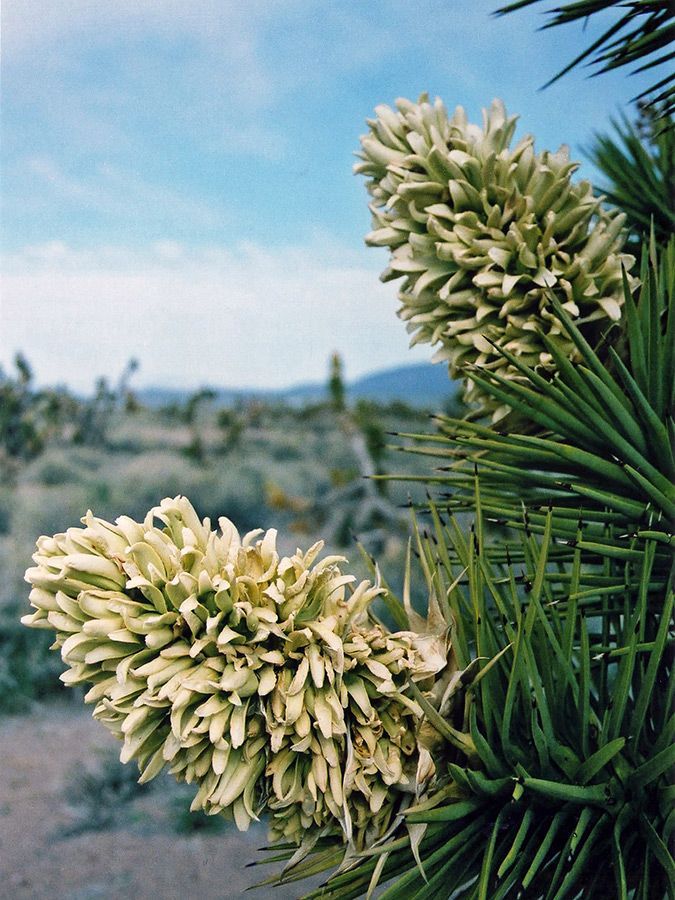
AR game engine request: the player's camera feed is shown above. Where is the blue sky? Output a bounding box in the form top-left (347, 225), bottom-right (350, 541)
top-left (1, 0), bottom-right (660, 393)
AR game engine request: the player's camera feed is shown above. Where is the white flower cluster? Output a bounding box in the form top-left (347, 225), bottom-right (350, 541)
top-left (22, 496), bottom-right (449, 846)
top-left (356, 94), bottom-right (633, 413)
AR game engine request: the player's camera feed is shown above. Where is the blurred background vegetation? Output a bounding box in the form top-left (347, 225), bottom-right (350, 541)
top-left (0, 351), bottom-right (464, 715)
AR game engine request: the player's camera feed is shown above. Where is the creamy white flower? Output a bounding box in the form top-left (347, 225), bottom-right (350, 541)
top-left (22, 496), bottom-right (452, 845)
top-left (355, 94), bottom-right (634, 415)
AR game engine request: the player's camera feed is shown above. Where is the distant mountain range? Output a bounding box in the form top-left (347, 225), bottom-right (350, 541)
top-left (138, 362), bottom-right (460, 410)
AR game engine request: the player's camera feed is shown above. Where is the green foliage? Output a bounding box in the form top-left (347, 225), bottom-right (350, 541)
top-left (280, 511), bottom-right (673, 900)
top-left (397, 238), bottom-right (674, 568)
top-left (63, 748), bottom-right (151, 833)
top-left (0, 364), bottom-right (83, 468)
top-left (72, 359), bottom-right (142, 446)
top-left (180, 434), bottom-right (206, 463)
top-left (588, 106), bottom-right (675, 248)
top-left (402, 515), bottom-right (670, 900)
top-left (181, 387), bottom-right (217, 425)
top-left (261, 237), bottom-right (675, 899)
top-left (0, 615), bottom-right (67, 714)
top-left (496, 0), bottom-right (675, 127)
top-left (329, 352), bottom-right (346, 412)
top-left (72, 376), bottom-right (116, 446)
top-left (216, 407), bottom-right (245, 454)
top-left (354, 399), bottom-right (388, 494)
top-left (33, 456), bottom-right (84, 487)
top-left (0, 355), bottom-right (45, 463)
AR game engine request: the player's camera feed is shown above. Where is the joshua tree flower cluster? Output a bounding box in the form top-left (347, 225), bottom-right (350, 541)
top-left (355, 94), bottom-right (632, 413)
top-left (22, 496), bottom-right (450, 847)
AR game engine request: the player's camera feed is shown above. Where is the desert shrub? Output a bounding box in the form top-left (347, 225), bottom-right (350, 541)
top-left (63, 748), bottom-right (151, 833)
top-left (66, 446), bottom-right (104, 472)
top-left (103, 453), bottom-right (200, 521)
top-left (98, 451), bottom-right (269, 531)
top-left (180, 435), bottom-right (205, 463)
top-left (105, 436), bottom-right (145, 454)
top-left (22, 448), bottom-right (104, 495)
top-left (13, 485), bottom-right (99, 547)
top-left (0, 615), bottom-right (66, 714)
top-left (214, 408), bottom-right (245, 455)
top-left (216, 408), bottom-right (235, 429)
top-left (0, 355), bottom-right (45, 461)
top-left (92, 480), bottom-right (111, 507)
top-left (0, 492), bottom-right (12, 536)
top-left (190, 467), bottom-right (269, 532)
top-left (33, 457), bottom-right (83, 487)
top-left (382, 399), bottom-right (428, 421)
top-left (261, 438), bottom-right (303, 462)
top-left (354, 400), bottom-right (388, 489)
top-left (158, 402), bottom-right (182, 423)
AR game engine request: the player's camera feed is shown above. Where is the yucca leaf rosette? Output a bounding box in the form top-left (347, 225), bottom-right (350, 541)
top-left (22, 496), bottom-right (450, 845)
top-left (355, 94), bottom-right (634, 413)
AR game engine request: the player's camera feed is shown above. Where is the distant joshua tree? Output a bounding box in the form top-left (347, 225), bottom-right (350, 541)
top-left (328, 352), bottom-right (346, 412)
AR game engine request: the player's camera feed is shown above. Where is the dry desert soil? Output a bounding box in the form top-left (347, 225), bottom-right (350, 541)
top-left (0, 703), bottom-right (326, 900)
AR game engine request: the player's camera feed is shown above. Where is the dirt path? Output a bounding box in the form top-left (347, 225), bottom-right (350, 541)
top-left (0, 704), bottom-right (325, 900)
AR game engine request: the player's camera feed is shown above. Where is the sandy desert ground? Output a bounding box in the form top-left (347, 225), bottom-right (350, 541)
top-left (0, 703), bottom-right (325, 900)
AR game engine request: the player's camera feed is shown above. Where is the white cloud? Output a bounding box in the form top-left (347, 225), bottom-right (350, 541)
top-left (1, 238), bottom-right (433, 393)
